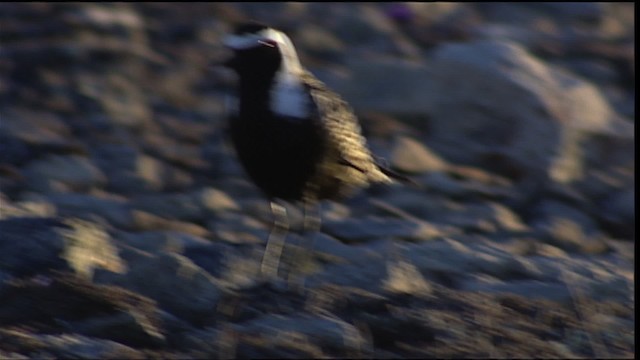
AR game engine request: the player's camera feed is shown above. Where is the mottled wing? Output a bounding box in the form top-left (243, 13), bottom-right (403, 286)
top-left (301, 71), bottom-right (391, 184)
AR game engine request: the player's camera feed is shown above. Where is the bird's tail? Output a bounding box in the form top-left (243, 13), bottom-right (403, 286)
top-left (376, 160), bottom-right (420, 188)
top-left (379, 165), bottom-right (417, 185)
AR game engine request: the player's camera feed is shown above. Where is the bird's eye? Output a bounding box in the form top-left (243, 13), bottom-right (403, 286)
top-left (258, 39), bottom-right (278, 48)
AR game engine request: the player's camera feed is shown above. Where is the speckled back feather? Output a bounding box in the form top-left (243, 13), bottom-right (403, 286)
top-left (300, 71), bottom-right (392, 201)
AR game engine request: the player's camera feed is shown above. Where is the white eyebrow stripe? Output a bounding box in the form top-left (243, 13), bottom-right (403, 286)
top-left (223, 33), bottom-right (264, 49)
top-left (223, 28), bottom-right (282, 50)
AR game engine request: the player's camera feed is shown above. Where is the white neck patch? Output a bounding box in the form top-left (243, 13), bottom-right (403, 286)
top-left (271, 80), bottom-right (309, 119)
top-left (224, 28), bottom-right (309, 119)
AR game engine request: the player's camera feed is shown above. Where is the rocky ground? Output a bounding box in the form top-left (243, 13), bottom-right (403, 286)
top-left (0, 3), bottom-right (634, 359)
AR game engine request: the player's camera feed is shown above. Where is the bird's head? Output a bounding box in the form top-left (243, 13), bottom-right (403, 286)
top-left (222, 22), bottom-right (309, 118)
top-left (222, 22), bottom-right (303, 82)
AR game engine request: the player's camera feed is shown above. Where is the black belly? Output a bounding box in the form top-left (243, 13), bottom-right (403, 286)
top-left (230, 114), bottom-right (325, 201)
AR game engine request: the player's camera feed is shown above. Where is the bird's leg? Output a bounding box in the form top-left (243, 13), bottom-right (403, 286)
top-left (260, 201), bottom-right (289, 281)
top-left (287, 200), bottom-right (321, 290)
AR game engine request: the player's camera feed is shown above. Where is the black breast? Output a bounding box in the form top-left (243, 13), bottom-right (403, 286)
top-left (229, 111), bottom-right (326, 201)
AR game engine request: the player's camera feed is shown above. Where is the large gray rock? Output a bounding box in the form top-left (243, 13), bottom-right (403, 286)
top-left (428, 40), bottom-right (633, 185)
top-left (313, 57), bottom-right (435, 116)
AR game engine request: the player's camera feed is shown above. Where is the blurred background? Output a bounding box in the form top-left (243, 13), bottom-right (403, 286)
top-left (0, 2), bottom-right (635, 359)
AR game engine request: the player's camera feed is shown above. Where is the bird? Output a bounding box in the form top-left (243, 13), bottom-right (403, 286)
top-left (221, 22), bottom-right (408, 286)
